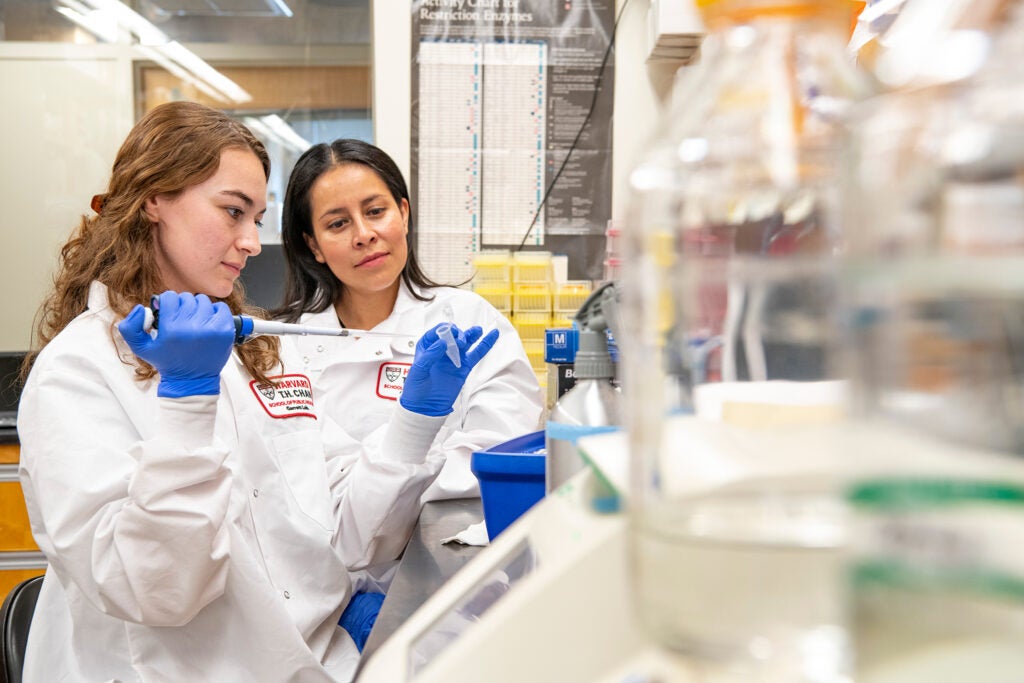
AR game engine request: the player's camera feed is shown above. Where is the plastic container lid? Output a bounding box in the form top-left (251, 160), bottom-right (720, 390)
top-left (471, 431), bottom-right (545, 476)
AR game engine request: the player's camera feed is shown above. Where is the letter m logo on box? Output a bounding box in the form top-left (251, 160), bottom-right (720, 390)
top-left (545, 327), bottom-right (577, 364)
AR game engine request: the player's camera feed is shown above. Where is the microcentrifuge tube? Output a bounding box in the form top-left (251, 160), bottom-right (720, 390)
top-left (436, 323), bottom-right (461, 368)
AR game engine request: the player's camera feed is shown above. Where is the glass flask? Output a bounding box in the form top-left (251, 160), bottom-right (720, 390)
top-left (842, 2), bottom-right (1024, 681)
top-left (621, 1), bottom-right (871, 681)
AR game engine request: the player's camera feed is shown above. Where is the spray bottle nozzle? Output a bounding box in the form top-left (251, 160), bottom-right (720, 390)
top-left (571, 281), bottom-right (621, 380)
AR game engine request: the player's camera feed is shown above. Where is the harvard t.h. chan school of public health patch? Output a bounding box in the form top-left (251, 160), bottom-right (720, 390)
top-left (250, 374), bottom-right (316, 419)
top-left (376, 362), bottom-right (410, 400)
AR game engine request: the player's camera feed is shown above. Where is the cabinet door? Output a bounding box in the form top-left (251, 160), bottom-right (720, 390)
top-left (0, 481), bottom-right (37, 552)
top-left (0, 444), bottom-right (17, 465)
top-left (0, 461), bottom-right (48, 597)
top-left (0, 568), bottom-right (45, 600)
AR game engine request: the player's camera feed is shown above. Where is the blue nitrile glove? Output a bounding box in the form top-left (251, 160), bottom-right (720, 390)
top-left (339, 590), bottom-right (385, 652)
top-left (118, 291), bottom-right (236, 398)
top-left (399, 323), bottom-right (499, 417)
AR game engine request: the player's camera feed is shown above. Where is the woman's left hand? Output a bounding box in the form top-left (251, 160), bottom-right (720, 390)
top-left (399, 323), bottom-right (499, 417)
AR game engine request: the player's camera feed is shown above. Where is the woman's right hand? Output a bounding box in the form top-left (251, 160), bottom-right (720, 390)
top-left (118, 291), bottom-right (235, 398)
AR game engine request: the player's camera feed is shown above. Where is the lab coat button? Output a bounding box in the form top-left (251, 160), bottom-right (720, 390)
top-left (303, 356), bottom-right (310, 364)
top-left (283, 590), bottom-right (291, 599)
top-left (375, 349), bottom-right (383, 356)
top-left (316, 345), bottom-right (324, 352)
top-left (253, 488), bottom-right (259, 498)
top-left (407, 341), bottom-right (414, 348)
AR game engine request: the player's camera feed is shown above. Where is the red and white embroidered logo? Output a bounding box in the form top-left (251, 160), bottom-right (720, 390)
top-left (249, 374), bottom-right (316, 419)
top-left (376, 362), bottom-right (410, 400)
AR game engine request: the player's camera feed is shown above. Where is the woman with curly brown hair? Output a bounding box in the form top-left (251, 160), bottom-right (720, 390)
top-left (17, 101), bottom-right (495, 682)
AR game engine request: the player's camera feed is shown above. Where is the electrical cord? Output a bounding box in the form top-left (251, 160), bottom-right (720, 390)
top-left (515, 0), bottom-right (633, 251)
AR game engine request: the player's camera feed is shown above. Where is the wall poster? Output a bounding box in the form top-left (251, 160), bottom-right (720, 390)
top-left (411, 0), bottom-right (616, 283)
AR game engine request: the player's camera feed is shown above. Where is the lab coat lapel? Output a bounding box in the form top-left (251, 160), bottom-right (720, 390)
top-left (384, 282), bottom-right (430, 358)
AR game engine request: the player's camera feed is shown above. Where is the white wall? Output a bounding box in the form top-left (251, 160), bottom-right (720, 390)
top-left (0, 43), bottom-right (135, 352)
top-left (611, 0), bottom-right (681, 216)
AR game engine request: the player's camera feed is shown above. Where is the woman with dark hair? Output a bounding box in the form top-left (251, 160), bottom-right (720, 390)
top-left (17, 103), bottom-right (494, 681)
top-left (277, 139), bottom-right (543, 505)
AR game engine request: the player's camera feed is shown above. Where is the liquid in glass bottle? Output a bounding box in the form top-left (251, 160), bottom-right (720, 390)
top-left (621, 1), bottom-right (871, 680)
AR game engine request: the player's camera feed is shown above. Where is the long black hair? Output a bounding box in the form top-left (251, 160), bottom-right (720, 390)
top-left (274, 139), bottom-right (446, 323)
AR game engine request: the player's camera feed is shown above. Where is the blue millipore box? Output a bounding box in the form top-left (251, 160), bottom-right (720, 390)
top-left (544, 327), bottom-right (577, 363)
top-left (471, 431), bottom-right (546, 540)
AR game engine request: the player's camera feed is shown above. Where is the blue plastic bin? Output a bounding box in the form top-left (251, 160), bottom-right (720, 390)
top-left (471, 431), bottom-right (546, 540)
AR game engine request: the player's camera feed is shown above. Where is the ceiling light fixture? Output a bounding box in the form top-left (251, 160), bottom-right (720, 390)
top-left (55, 0), bottom-right (253, 104)
top-left (265, 0), bottom-right (294, 19)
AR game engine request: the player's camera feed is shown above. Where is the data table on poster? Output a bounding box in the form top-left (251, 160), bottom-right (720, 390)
top-left (417, 40), bottom-right (547, 283)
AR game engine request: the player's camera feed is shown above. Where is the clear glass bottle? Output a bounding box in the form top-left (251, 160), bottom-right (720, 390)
top-left (621, 1), bottom-right (870, 680)
top-left (842, 2), bottom-right (1024, 680)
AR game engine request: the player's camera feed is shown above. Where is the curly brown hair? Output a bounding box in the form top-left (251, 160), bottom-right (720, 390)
top-left (24, 101), bottom-right (280, 385)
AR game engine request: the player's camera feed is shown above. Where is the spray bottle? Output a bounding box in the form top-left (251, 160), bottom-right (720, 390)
top-left (544, 281), bottom-right (622, 494)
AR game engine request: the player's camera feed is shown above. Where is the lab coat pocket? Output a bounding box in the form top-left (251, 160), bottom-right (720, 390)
top-left (269, 429), bottom-right (336, 533)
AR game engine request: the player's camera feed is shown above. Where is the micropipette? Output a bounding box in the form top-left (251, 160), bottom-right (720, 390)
top-left (230, 317), bottom-right (418, 344)
top-left (142, 300), bottom-right (416, 345)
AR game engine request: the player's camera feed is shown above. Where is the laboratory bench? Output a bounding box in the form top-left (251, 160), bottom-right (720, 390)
top-left (356, 497), bottom-right (485, 676)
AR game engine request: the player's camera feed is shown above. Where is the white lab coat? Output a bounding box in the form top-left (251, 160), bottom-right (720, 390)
top-left (17, 281), bottom-right (446, 683)
top-left (288, 282), bottom-right (543, 502)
